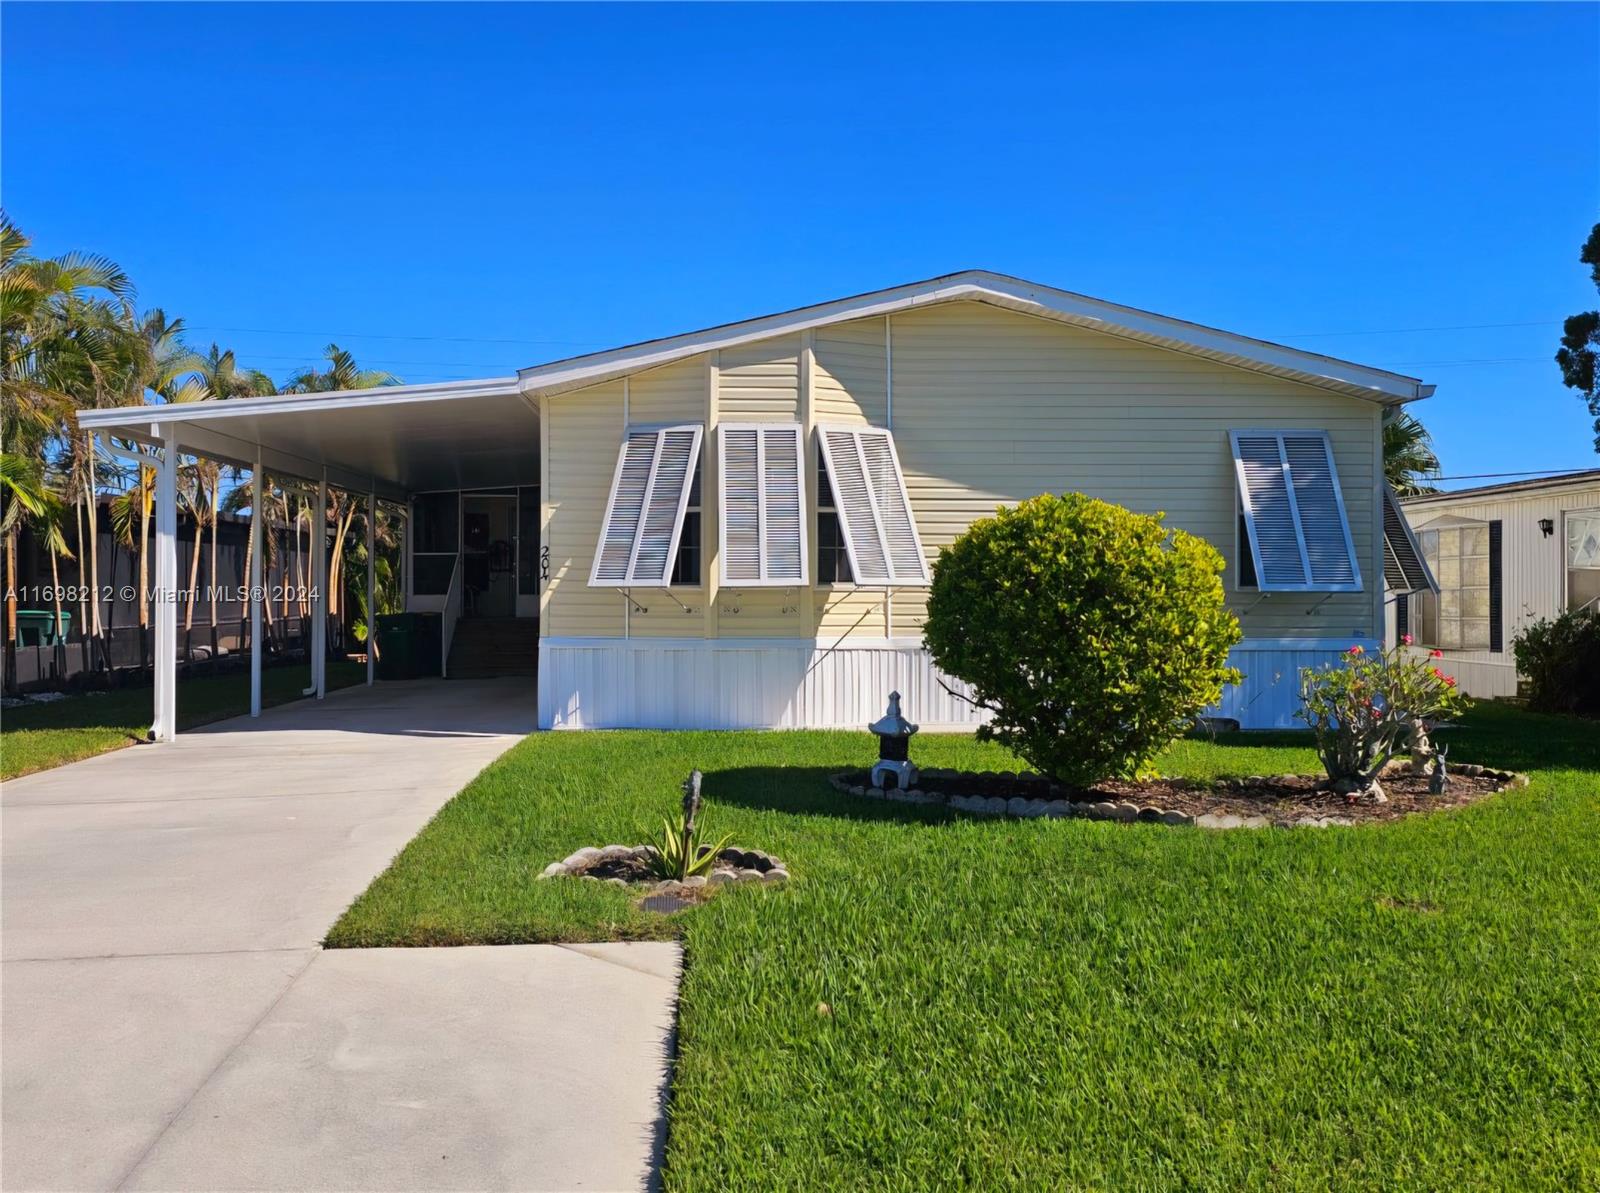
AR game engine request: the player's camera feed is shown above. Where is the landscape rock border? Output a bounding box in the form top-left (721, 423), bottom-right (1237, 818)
top-left (827, 764), bottom-right (1529, 830)
top-left (538, 844), bottom-right (790, 895)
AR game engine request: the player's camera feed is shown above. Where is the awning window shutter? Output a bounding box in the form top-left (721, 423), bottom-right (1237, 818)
top-left (1230, 430), bottom-right (1362, 592)
top-left (588, 425), bottom-right (703, 587)
top-left (1382, 484), bottom-right (1438, 594)
top-left (817, 425), bottom-right (929, 586)
top-left (718, 423), bottom-right (808, 586)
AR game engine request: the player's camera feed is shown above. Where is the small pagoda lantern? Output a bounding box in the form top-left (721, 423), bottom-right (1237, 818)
top-left (869, 691), bottom-right (919, 790)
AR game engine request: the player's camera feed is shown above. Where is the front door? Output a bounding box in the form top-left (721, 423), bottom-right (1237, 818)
top-left (461, 495), bottom-right (517, 617)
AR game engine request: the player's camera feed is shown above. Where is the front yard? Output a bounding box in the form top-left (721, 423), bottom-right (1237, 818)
top-left (330, 704), bottom-right (1599, 1190)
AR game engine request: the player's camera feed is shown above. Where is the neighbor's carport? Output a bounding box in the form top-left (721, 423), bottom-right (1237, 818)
top-left (76, 377), bottom-right (541, 738)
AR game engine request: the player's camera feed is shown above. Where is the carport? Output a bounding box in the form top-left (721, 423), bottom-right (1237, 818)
top-left (76, 377), bottom-right (541, 739)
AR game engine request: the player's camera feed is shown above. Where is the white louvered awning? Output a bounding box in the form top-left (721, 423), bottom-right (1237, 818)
top-left (589, 424), bottom-right (704, 586)
top-left (1382, 485), bottom-right (1438, 594)
top-left (1231, 429), bottom-right (1362, 593)
top-left (817, 425), bottom-right (929, 587)
top-left (718, 423), bottom-right (807, 586)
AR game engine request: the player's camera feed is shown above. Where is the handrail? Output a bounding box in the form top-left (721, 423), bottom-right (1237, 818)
top-left (441, 554), bottom-right (463, 678)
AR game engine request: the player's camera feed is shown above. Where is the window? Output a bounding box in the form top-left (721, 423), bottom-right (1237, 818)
top-left (1414, 520), bottom-right (1491, 650)
top-left (816, 424), bottom-right (929, 587)
top-left (1567, 509), bottom-right (1600, 612)
top-left (669, 462), bottom-right (701, 586)
top-left (817, 450), bottom-right (853, 584)
top-left (1236, 509), bottom-right (1258, 589)
top-left (1230, 429), bottom-right (1361, 592)
top-left (588, 425), bottom-right (704, 587)
top-left (718, 423), bottom-right (808, 586)
top-left (411, 492), bottom-right (459, 595)
top-left (413, 492), bottom-right (458, 554)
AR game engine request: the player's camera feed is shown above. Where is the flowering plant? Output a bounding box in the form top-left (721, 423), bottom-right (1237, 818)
top-left (1297, 641), bottom-right (1469, 798)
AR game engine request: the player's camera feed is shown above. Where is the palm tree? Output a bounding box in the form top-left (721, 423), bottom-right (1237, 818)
top-left (114, 311), bottom-right (201, 668)
top-left (282, 343), bottom-right (399, 394)
top-left (190, 345), bottom-right (273, 655)
top-left (0, 213), bottom-right (140, 690)
top-left (279, 346), bottom-right (399, 655)
top-left (1383, 410), bottom-right (1442, 497)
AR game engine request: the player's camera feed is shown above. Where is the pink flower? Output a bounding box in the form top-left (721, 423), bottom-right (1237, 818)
top-left (1430, 649), bottom-right (1443, 659)
top-left (1348, 645), bottom-right (1365, 656)
top-left (1431, 667), bottom-right (1444, 679)
top-left (1401, 634), bottom-right (1413, 646)
top-left (1445, 676), bottom-right (1457, 688)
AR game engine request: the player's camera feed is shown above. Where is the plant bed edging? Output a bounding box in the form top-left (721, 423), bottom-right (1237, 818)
top-left (828, 764), bottom-right (1530, 829)
top-left (538, 844), bottom-right (790, 895)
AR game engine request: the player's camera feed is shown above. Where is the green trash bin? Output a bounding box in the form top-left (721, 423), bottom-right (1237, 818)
top-left (375, 613), bottom-right (442, 680)
top-left (14, 610), bottom-right (71, 647)
top-left (375, 614), bottom-right (416, 681)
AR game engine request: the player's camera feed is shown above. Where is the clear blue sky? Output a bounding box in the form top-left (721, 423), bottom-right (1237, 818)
top-left (5, 2), bottom-right (1597, 486)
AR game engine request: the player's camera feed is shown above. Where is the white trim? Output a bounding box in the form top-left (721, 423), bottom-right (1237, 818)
top-left (519, 271), bottom-right (1429, 404)
top-left (884, 314), bottom-right (893, 429)
top-left (76, 376), bottom-right (523, 430)
top-left (152, 429), bottom-right (178, 742)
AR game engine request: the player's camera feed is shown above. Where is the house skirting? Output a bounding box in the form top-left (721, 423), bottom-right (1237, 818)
top-left (536, 636), bottom-right (1376, 732)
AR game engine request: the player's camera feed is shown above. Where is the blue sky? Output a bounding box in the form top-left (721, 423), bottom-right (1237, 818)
top-left (5, 2), bottom-right (1597, 486)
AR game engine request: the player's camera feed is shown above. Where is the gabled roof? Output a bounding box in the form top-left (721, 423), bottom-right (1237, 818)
top-left (518, 270), bottom-right (1434, 404)
top-left (1401, 468), bottom-right (1600, 507)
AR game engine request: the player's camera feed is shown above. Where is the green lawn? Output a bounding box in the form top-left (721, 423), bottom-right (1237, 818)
top-left (329, 704), bottom-right (1600, 1190)
top-left (1, 659), bottom-right (366, 780)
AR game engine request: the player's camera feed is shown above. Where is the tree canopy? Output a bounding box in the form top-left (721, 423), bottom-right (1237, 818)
top-left (1555, 221), bottom-right (1600, 453)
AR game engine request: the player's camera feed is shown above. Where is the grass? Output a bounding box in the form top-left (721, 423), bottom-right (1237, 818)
top-left (328, 704), bottom-right (1600, 1190)
top-left (1, 659), bottom-right (366, 780)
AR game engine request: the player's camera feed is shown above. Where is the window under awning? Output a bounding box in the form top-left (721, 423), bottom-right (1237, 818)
top-left (75, 378), bottom-right (540, 498)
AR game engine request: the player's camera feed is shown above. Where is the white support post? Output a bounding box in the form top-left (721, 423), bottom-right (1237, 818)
top-left (152, 427), bottom-right (179, 741)
top-left (366, 491), bottom-right (376, 685)
top-left (250, 449), bottom-right (264, 717)
top-left (314, 469), bottom-right (328, 699)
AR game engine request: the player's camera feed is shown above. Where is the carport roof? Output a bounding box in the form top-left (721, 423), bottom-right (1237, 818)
top-left (77, 378), bottom-right (537, 499)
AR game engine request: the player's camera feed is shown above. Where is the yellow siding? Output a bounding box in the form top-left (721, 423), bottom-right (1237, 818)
top-left (888, 302), bottom-right (1378, 638)
top-left (718, 335), bottom-right (800, 421)
top-left (817, 588), bottom-right (887, 637)
top-left (539, 300), bottom-right (1384, 643)
top-left (628, 355), bottom-right (705, 426)
top-left (543, 382), bottom-right (625, 637)
top-left (814, 317), bottom-right (886, 426)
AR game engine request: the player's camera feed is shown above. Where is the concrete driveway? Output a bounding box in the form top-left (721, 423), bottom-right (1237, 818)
top-left (2, 679), bottom-right (679, 1192)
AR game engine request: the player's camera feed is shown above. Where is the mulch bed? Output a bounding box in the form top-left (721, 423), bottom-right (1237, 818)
top-left (1091, 770), bottom-right (1507, 823)
top-left (831, 763), bottom-right (1526, 827)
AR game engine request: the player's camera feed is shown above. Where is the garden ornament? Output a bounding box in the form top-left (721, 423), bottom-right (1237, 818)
top-left (869, 691), bottom-right (919, 791)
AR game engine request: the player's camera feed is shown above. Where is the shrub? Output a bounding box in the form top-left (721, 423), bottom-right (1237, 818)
top-left (923, 493), bottom-right (1242, 787)
top-left (1297, 641), bottom-right (1469, 796)
top-left (643, 769), bottom-right (731, 881)
top-left (1513, 608), bottom-right (1600, 718)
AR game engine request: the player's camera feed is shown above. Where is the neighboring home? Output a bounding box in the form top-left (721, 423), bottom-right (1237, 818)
top-left (1389, 470), bottom-right (1600, 698)
top-left (78, 271), bottom-right (1438, 736)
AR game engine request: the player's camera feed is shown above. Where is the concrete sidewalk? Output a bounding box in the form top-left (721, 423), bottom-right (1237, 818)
top-left (2, 680), bottom-right (679, 1192)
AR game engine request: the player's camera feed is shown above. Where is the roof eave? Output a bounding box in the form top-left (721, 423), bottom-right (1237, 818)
top-left (518, 272), bottom-right (1431, 405)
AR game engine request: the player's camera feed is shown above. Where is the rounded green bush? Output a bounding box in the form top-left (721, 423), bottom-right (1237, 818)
top-left (924, 493), bottom-right (1243, 787)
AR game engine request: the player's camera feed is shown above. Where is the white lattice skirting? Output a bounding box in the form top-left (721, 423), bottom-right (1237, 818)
top-left (537, 636), bottom-right (1377, 731)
